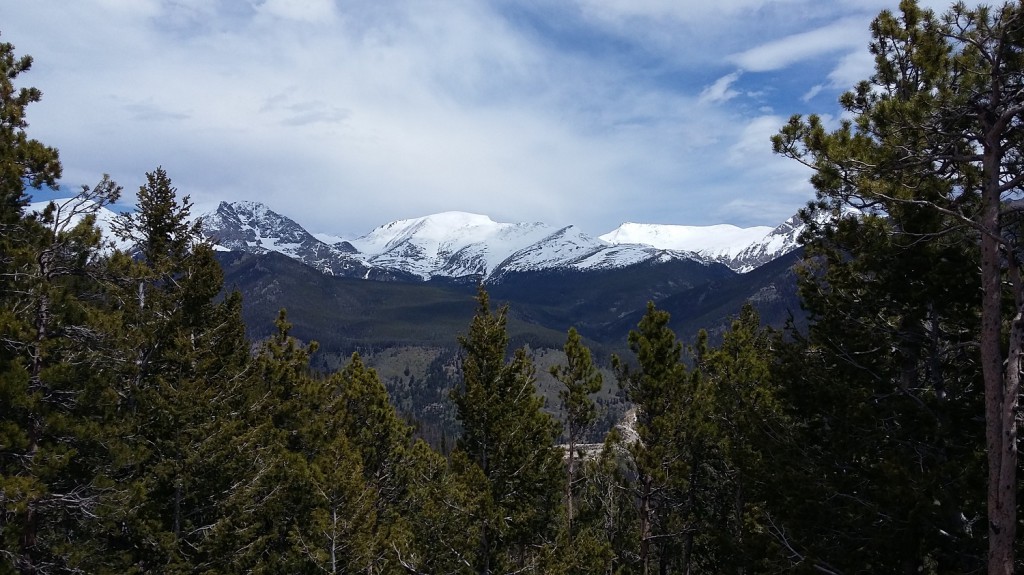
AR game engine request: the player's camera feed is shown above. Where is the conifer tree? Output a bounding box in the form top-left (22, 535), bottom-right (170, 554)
top-left (451, 286), bottom-right (564, 574)
top-left (0, 36), bottom-right (127, 573)
top-left (399, 442), bottom-right (489, 574)
top-left (762, 208), bottom-right (985, 572)
top-left (773, 2), bottom-right (1024, 570)
top-left (613, 302), bottom-right (715, 575)
top-left (550, 327), bottom-right (602, 540)
top-left (330, 352), bottom-right (416, 571)
top-left (692, 304), bottom-right (787, 572)
top-left (0, 186), bottom-right (127, 573)
top-left (206, 311), bottom-right (333, 572)
top-left (0, 33), bottom-right (60, 226)
top-left (102, 168), bottom-right (251, 570)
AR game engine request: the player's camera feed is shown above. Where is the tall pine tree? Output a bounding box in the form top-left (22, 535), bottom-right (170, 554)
top-left (451, 286), bottom-right (564, 574)
top-left (773, 2), bottom-right (1024, 570)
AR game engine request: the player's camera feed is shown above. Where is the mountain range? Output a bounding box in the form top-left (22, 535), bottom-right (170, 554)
top-left (27, 198), bottom-right (809, 344)
top-left (199, 200), bottom-right (804, 282)
top-left (28, 195), bottom-right (811, 439)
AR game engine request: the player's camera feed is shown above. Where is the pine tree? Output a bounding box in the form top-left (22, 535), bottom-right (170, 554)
top-left (0, 186), bottom-right (130, 573)
top-left (101, 168), bottom-right (252, 570)
top-left (451, 286), bottom-right (564, 574)
top-left (549, 328), bottom-right (602, 540)
top-left (692, 304), bottom-right (787, 572)
top-left (612, 302), bottom-right (711, 575)
top-left (773, 2), bottom-right (1024, 570)
top-left (760, 208), bottom-right (985, 572)
top-left (0, 32), bottom-right (60, 225)
top-left (0, 35), bottom-right (128, 573)
top-left (329, 352), bottom-right (416, 571)
top-left (399, 442), bottom-right (489, 574)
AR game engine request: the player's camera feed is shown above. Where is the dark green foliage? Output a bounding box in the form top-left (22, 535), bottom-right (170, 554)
top-left (452, 286), bottom-right (565, 574)
top-left (760, 209), bottom-right (987, 573)
top-left (399, 443), bottom-right (489, 574)
top-left (612, 302), bottom-right (711, 574)
top-left (91, 169), bottom-right (251, 571)
top-left (0, 36), bottom-right (128, 573)
top-left (692, 304), bottom-right (786, 572)
top-left (0, 33), bottom-right (60, 223)
top-left (0, 190), bottom-right (126, 574)
top-left (550, 328), bottom-right (602, 540)
top-left (772, 1), bottom-right (1023, 571)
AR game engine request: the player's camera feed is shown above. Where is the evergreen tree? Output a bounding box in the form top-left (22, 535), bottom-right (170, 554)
top-left (692, 304), bottom-right (787, 573)
top-left (205, 311), bottom-right (333, 573)
top-left (549, 328), bottom-right (602, 540)
top-left (451, 286), bottom-right (564, 574)
top-left (547, 327), bottom-right (611, 575)
top-left (101, 168), bottom-right (252, 570)
top-left (773, 2), bottom-right (1024, 570)
top-left (0, 186), bottom-right (128, 573)
top-left (761, 208), bottom-right (985, 572)
top-left (612, 302), bottom-right (713, 575)
top-left (399, 442), bottom-right (489, 574)
top-left (330, 352), bottom-right (416, 571)
top-left (0, 36), bottom-right (128, 573)
top-left (0, 33), bottom-right (60, 226)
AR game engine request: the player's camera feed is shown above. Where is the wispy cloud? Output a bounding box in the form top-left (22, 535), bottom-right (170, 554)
top-left (699, 72), bottom-right (742, 105)
top-left (256, 0), bottom-right (337, 23)
top-left (1, 0), bottom-right (908, 235)
top-left (729, 17), bottom-right (868, 72)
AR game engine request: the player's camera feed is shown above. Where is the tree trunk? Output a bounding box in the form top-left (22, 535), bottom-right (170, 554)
top-left (640, 475), bottom-right (652, 575)
top-left (566, 438), bottom-right (575, 540)
top-left (980, 140), bottom-right (1017, 575)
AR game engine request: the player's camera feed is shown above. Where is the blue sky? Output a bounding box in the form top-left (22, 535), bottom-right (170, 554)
top-left (3, 0), bottom-right (952, 237)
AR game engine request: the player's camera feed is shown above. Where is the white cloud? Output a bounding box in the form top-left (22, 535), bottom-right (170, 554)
top-left (256, 0), bottom-right (337, 23)
top-left (699, 72), bottom-right (742, 105)
top-left (802, 84), bottom-right (824, 102)
top-left (729, 17), bottom-right (868, 72)
top-left (574, 0), bottom-right (802, 24)
top-left (827, 49), bottom-right (875, 90)
top-left (2, 0), bottom-right (884, 234)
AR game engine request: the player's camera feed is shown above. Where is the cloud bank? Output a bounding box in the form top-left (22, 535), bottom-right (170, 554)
top-left (1, 0), bottom-right (933, 236)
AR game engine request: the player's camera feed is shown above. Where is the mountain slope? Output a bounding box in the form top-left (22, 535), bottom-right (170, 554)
top-left (200, 203), bottom-right (729, 282)
top-left (600, 217), bottom-right (804, 273)
top-left (201, 201), bottom-right (376, 277)
top-left (31, 196), bottom-right (807, 280)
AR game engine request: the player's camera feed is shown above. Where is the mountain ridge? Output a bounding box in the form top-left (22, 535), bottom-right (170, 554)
top-left (26, 197), bottom-right (806, 280)
top-left (199, 201), bottom-right (805, 280)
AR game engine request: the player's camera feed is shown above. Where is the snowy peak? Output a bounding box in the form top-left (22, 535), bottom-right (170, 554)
top-left (600, 222), bottom-right (773, 256)
top-left (600, 218), bottom-right (805, 273)
top-left (600, 222), bottom-right (774, 263)
top-left (197, 202), bottom-right (805, 279)
top-left (200, 201), bottom-right (367, 276)
top-left (24, 198), bottom-right (808, 279)
top-left (350, 211), bottom-right (557, 280)
top-left (726, 213), bottom-right (805, 272)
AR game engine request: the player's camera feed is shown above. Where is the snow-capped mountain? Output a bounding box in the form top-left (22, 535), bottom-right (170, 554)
top-left (725, 213), bottom-right (805, 272)
top-left (341, 211), bottom-right (716, 281)
top-left (489, 224), bottom-right (709, 279)
top-left (346, 211), bottom-right (556, 279)
top-left (24, 197), bottom-right (807, 280)
top-left (599, 222), bottom-right (773, 258)
top-left (600, 219), bottom-right (804, 273)
top-left (201, 201), bottom-right (373, 277)
top-left (196, 201), bottom-right (807, 280)
top-left (193, 203), bottom-right (730, 282)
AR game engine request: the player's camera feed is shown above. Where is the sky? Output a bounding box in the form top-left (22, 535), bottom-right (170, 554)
top-left (3, 0), bottom-right (953, 238)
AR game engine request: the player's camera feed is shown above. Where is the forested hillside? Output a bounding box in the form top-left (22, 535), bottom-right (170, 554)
top-left (2, 1), bottom-right (1023, 573)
